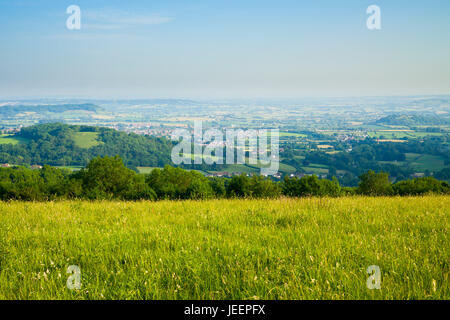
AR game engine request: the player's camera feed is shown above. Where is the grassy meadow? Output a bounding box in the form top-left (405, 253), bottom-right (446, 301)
top-left (72, 132), bottom-right (103, 149)
top-left (0, 134), bottom-right (28, 145)
top-left (0, 197), bottom-right (448, 300)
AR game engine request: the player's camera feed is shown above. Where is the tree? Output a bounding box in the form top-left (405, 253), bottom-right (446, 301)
top-left (208, 177), bottom-right (227, 198)
top-left (146, 165), bottom-right (213, 200)
top-left (39, 165), bottom-right (69, 199)
top-left (249, 176), bottom-right (281, 198)
top-left (393, 177), bottom-right (450, 196)
top-left (0, 166), bottom-right (44, 200)
top-left (78, 156), bottom-right (156, 200)
top-left (282, 175), bottom-right (341, 197)
top-left (435, 167), bottom-right (450, 181)
top-left (226, 174), bottom-right (252, 198)
top-left (357, 170), bottom-right (393, 196)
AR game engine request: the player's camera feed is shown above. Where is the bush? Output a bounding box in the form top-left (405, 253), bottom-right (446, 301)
top-left (77, 156), bottom-right (156, 200)
top-left (208, 177), bottom-right (227, 198)
top-left (248, 175), bottom-right (281, 198)
top-left (39, 165), bottom-right (70, 199)
top-left (0, 157), bottom-right (448, 201)
top-left (226, 174), bottom-right (280, 198)
top-left (146, 165), bottom-right (214, 200)
top-left (393, 177), bottom-right (450, 196)
top-left (226, 174), bottom-right (252, 198)
top-left (435, 167), bottom-right (450, 181)
top-left (282, 175), bottom-right (341, 197)
top-left (0, 166), bottom-right (45, 200)
top-left (357, 170), bottom-right (393, 196)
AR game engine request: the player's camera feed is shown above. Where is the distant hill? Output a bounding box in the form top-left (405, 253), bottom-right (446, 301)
top-left (0, 103), bottom-right (103, 117)
top-left (114, 99), bottom-right (200, 106)
top-left (374, 113), bottom-right (450, 126)
top-left (0, 123), bottom-right (174, 168)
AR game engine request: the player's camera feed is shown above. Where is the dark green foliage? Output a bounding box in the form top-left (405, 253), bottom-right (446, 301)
top-left (357, 170), bottom-right (393, 196)
top-left (76, 156), bottom-right (156, 200)
top-left (208, 177), bottom-right (227, 198)
top-left (146, 166), bottom-right (214, 200)
top-left (0, 123), bottom-right (174, 167)
top-left (39, 165), bottom-right (71, 198)
top-left (0, 156), bottom-right (448, 201)
top-left (0, 156), bottom-right (157, 201)
top-left (282, 175), bottom-right (341, 197)
top-left (393, 177), bottom-right (450, 196)
top-left (0, 166), bottom-right (45, 200)
top-left (226, 174), bottom-right (252, 198)
top-left (435, 167), bottom-right (450, 181)
top-left (248, 175), bottom-right (282, 198)
top-left (226, 174), bottom-right (281, 198)
top-left (301, 136), bottom-right (449, 186)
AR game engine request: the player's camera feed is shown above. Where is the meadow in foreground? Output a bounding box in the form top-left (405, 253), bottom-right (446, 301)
top-left (0, 197), bottom-right (448, 300)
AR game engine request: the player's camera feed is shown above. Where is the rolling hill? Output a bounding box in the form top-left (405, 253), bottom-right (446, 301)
top-left (0, 103), bottom-right (103, 117)
top-left (374, 113), bottom-right (450, 126)
top-left (0, 123), bottom-right (174, 168)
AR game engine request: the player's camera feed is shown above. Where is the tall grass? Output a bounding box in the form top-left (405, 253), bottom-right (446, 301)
top-left (0, 196), bottom-right (448, 300)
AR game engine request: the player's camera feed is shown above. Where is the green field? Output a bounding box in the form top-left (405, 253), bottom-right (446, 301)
top-left (279, 132), bottom-right (308, 138)
top-left (54, 166), bottom-right (83, 171)
top-left (380, 153), bottom-right (447, 173)
top-left (302, 164), bottom-right (329, 175)
top-left (0, 134), bottom-right (28, 145)
top-left (0, 197), bottom-right (448, 300)
top-left (216, 164), bottom-right (259, 174)
top-left (210, 162), bottom-right (297, 175)
top-left (137, 167), bottom-right (161, 174)
top-left (405, 153), bottom-right (446, 172)
top-left (368, 131), bottom-right (446, 139)
top-left (72, 132), bottom-right (102, 149)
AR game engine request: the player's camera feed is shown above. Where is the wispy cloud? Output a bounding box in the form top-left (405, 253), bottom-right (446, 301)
top-left (83, 9), bottom-right (174, 30)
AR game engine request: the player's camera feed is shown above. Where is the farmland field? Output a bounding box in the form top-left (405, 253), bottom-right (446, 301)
top-left (137, 167), bottom-right (160, 174)
top-left (72, 132), bottom-right (102, 149)
top-left (368, 131), bottom-right (445, 139)
top-left (0, 134), bottom-right (28, 145)
top-left (0, 197), bottom-right (448, 300)
top-left (405, 153), bottom-right (446, 172)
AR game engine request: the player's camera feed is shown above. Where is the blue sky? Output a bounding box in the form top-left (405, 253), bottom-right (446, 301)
top-left (0, 0), bottom-right (449, 99)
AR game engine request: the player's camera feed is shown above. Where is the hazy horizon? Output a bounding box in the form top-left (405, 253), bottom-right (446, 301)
top-left (1, 0), bottom-right (450, 99)
top-left (1, 94), bottom-right (450, 103)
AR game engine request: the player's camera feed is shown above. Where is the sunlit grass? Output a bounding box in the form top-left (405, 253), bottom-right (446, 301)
top-left (72, 132), bottom-right (102, 149)
top-left (0, 196), bottom-right (448, 300)
top-left (0, 134), bottom-right (28, 145)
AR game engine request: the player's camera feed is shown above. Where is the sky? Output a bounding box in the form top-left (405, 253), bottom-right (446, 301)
top-left (0, 0), bottom-right (449, 99)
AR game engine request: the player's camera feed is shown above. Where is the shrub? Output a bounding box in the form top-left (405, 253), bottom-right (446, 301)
top-left (146, 165), bottom-right (213, 200)
top-left (357, 170), bottom-right (393, 196)
top-left (77, 156), bottom-right (155, 200)
top-left (393, 177), bottom-right (450, 196)
top-left (282, 175), bottom-right (341, 197)
top-left (0, 166), bottom-right (45, 200)
top-left (226, 174), bottom-right (252, 198)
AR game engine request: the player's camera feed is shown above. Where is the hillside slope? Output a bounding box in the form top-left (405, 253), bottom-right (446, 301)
top-left (374, 113), bottom-right (450, 126)
top-left (0, 123), bottom-right (174, 168)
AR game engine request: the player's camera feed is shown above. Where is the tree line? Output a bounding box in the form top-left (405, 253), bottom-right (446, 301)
top-left (0, 156), bottom-right (448, 201)
top-left (296, 135), bottom-right (449, 186)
